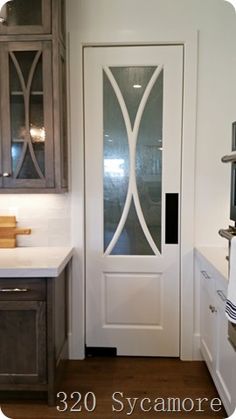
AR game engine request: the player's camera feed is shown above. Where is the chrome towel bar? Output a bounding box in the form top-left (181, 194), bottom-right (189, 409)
top-left (221, 153), bottom-right (236, 163)
top-left (218, 228), bottom-right (236, 241)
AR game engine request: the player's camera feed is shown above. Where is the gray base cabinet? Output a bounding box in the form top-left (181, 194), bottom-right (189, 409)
top-left (0, 269), bottom-right (68, 405)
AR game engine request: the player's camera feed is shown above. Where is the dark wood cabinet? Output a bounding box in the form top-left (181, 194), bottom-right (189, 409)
top-left (0, 0), bottom-right (68, 192)
top-left (0, 41), bottom-right (54, 189)
top-left (0, 270), bottom-right (68, 405)
top-left (0, 300), bottom-right (47, 385)
top-left (0, 0), bottom-right (52, 35)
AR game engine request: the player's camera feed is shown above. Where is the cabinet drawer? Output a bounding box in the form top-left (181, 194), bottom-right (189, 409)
top-left (0, 279), bottom-right (46, 301)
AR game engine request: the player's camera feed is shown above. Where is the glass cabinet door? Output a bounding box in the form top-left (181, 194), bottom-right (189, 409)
top-left (0, 41), bottom-right (54, 188)
top-left (58, 44), bottom-right (68, 188)
top-left (0, 0), bottom-right (51, 34)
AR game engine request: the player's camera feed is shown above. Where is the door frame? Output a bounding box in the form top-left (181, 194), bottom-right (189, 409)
top-left (68, 31), bottom-right (198, 361)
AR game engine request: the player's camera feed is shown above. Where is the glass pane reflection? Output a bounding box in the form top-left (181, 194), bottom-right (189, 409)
top-left (111, 198), bottom-right (154, 255)
top-left (18, 147), bottom-right (40, 179)
top-left (10, 51), bottom-right (45, 179)
top-left (110, 66), bottom-right (156, 128)
top-left (6, 0), bottom-right (42, 26)
top-left (136, 70), bottom-right (163, 253)
top-left (103, 71), bottom-right (129, 252)
top-left (103, 66), bottom-right (163, 255)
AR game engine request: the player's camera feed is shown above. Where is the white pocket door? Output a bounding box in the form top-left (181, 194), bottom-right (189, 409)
top-left (84, 45), bottom-right (183, 356)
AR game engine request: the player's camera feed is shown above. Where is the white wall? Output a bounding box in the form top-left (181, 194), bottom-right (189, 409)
top-left (66, 0), bottom-right (236, 358)
top-left (194, 2), bottom-right (236, 246)
top-left (68, 0), bottom-right (236, 246)
top-left (0, 194), bottom-right (71, 246)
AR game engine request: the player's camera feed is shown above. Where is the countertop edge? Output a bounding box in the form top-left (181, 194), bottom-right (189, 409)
top-left (0, 247), bottom-right (74, 278)
top-left (55, 247), bottom-right (74, 276)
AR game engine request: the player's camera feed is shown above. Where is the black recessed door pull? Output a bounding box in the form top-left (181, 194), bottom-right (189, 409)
top-left (165, 193), bottom-right (179, 244)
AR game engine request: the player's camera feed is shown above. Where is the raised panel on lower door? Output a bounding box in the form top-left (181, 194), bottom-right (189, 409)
top-left (0, 300), bottom-right (46, 385)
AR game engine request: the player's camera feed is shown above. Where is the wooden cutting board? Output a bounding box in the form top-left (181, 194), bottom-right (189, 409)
top-left (0, 216), bottom-right (31, 248)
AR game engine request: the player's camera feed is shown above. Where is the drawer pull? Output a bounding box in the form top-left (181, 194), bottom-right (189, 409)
top-left (201, 270), bottom-right (210, 279)
top-left (0, 172), bottom-right (12, 178)
top-left (209, 305), bottom-right (217, 313)
top-left (0, 287), bottom-right (30, 293)
top-left (217, 289), bottom-right (227, 302)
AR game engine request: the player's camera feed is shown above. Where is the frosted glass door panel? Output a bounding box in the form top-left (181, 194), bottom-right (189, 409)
top-left (103, 66), bottom-right (163, 255)
top-left (112, 198), bottom-right (154, 255)
top-left (110, 67), bottom-right (156, 128)
top-left (136, 70), bottom-right (163, 253)
top-left (103, 71), bottom-right (129, 252)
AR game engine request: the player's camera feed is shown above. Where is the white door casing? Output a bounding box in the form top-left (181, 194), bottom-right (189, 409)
top-left (84, 46), bottom-right (183, 356)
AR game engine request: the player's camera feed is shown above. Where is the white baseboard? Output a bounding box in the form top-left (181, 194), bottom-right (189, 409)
top-left (68, 332), bottom-right (85, 360)
top-left (193, 333), bottom-right (203, 360)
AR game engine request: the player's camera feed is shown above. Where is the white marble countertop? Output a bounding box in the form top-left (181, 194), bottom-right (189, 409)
top-left (195, 246), bottom-right (228, 281)
top-left (0, 247), bottom-right (73, 277)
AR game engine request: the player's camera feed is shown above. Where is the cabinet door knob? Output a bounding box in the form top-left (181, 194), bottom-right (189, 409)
top-left (209, 305), bottom-right (217, 313)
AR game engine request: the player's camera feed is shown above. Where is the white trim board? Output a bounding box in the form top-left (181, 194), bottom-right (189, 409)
top-left (180, 32), bottom-right (198, 360)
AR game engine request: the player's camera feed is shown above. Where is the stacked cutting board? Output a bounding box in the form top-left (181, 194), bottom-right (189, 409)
top-left (0, 216), bottom-right (31, 248)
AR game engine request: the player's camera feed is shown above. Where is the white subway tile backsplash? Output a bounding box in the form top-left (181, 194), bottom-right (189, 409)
top-left (0, 194), bottom-right (71, 247)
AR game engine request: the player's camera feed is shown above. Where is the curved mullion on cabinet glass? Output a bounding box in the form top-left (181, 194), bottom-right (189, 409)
top-left (1, 41), bottom-right (54, 189)
top-left (0, 0), bottom-right (51, 35)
